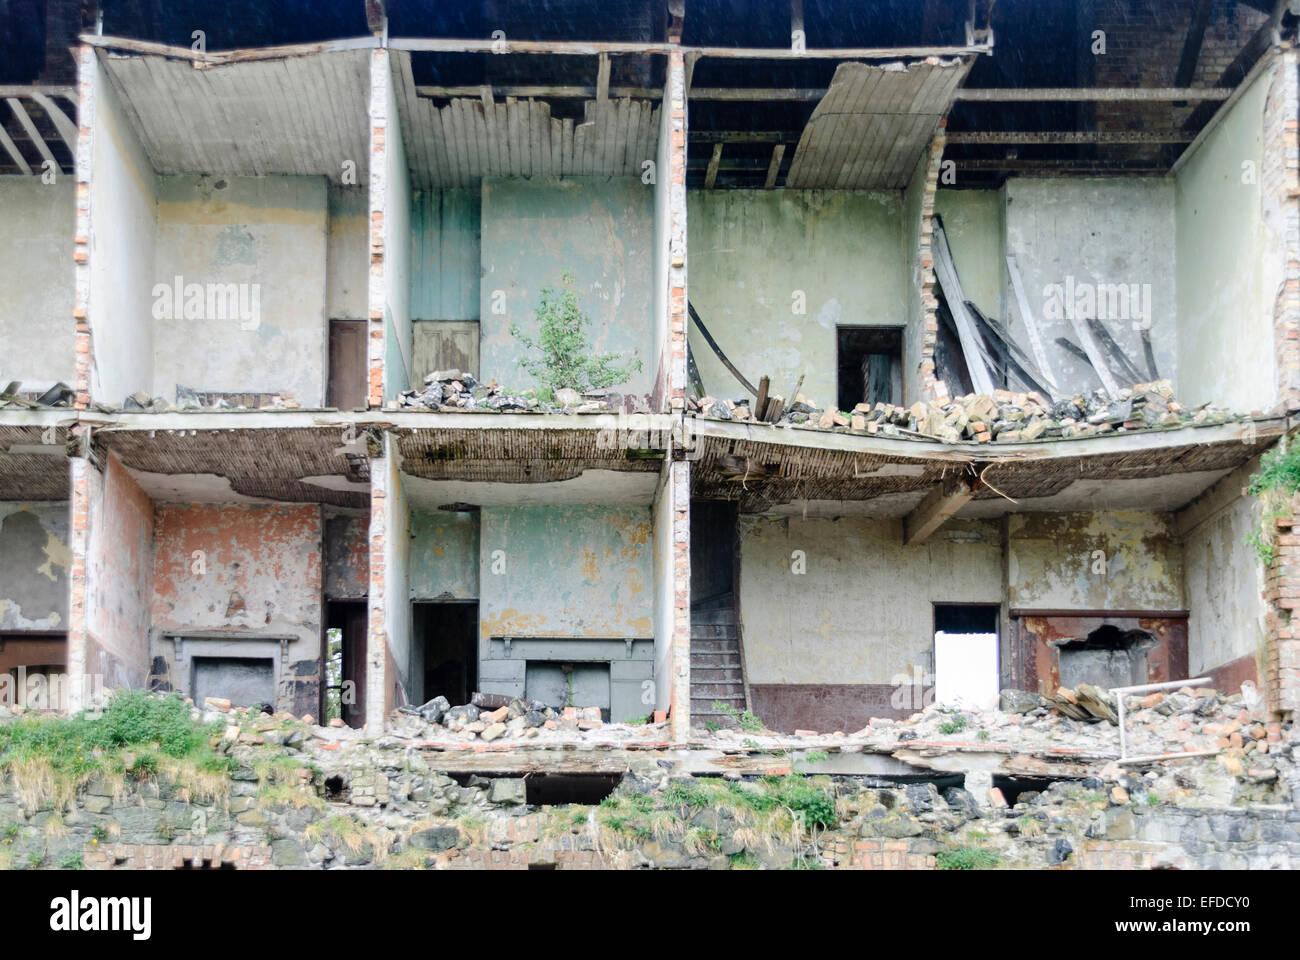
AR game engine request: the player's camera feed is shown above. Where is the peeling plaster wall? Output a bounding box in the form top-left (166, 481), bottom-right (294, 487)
top-left (382, 68), bottom-right (413, 398)
top-left (1004, 178), bottom-right (1177, 394)
top-left (410, 189), bottom-right (480, 321)
top-left (87, 55), bottom-right (157, 405)
top-left (902, 155), bottom-right (926, 407)
top-left (0, 177), bottom-right (76, 386)
top-left (651, 90), bottom-right (672, 410)
top-left (738, 516), bottom-right (1003, 687)
top-left (323, 513), bottom-right (370, 600)
top-left (384, 462), bottom-right (412, 697)
top-left (935, 187), bottom-right (1005, 321)
top-left (84, 455), bottom-right (151, 686)
top-left (652, 464), bottom-right (673, 711)
top-left (0, 502), bottom-right (70, 631)
top-left (409, 510), bottom-right (479, 600)
top-left (150, 503), bottom-right (323, 712)
top-left (1183, 495), bottom-right (1266, 687)
top-left (327, 184), bottom-right (368, 320)
top-left (688, 189), bottom-right (907, 409)
top-left (152, 175), bottom-right (328, 406)
top-left (479, 177), bottom-right (655, 403)
top-left (479, 505), bottom-right (654, 642)
top-left (1175, 66), bottom-right (1278, 414)
top-left (1007, 511), bottom-right (1184, 611)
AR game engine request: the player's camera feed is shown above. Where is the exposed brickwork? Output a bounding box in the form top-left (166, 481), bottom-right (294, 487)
top-left (64, 444), bottom-right (93, 711)
top-left (1263, 53), bottom-right (1300, 413)
top-left (1263, 499), bottom-right (1300, 717)
top-left (84, 843), bottom-right (272, 870)
top-left (367, 48), bottom-right (389, 410)
top-left (365, 444), bottom-right (389, 730)
top-left (917, 123), bottom-right (948, 403)
top-left (72, 44), bottom-right (93, 409)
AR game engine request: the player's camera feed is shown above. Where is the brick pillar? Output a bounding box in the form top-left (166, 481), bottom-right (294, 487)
top-left (917, 123), bottom-right (948, 403)
top-left (65, 435), bottom-right (95, 712)
top-left (668, 458), bottom-right (691, 741)
top-left (1264, 52), bottom-right (1300, 413)
top-left (72, 43), bottom-right (93, 410)
top-left (1265, 501), bottom-right (1300, 717)
top-left (366, 48), bottom-right (389, 410)
top-left (365, 436), bottom-right (390, 730)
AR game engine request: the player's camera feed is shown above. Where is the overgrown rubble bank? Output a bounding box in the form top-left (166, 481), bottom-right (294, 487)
top-left (0, 689), bottom-right (1295, 870)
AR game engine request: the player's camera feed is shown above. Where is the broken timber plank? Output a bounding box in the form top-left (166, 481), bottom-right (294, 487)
top-left (763, 143), bottom-right (785, 188)
top-left (704, 142), bottom-right (723, 188)
top-left (1005, 254), bottom-right (1058, 395)
top-left (755, 375), bottom-right (770, 420)
top-left (1068, 311), bottom-right (1121, 398)
top-left (904, 475), bottom-right (976, 545)
top-left (1087, 317), bottom-right (1146, 385)
top-left (688, 301), bottom-right (758, 396)
top-left (933, 220), bottom-right (996, 395)
top-left (6, 98), bottom-right (56, 170)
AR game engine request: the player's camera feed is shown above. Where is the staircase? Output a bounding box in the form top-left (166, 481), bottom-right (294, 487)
top-left (690, 596), bottom-right (747, 729)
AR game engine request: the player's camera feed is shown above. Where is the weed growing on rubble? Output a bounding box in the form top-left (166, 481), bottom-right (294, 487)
top-left (511, 271), bottom-right (643, 399)
top-left (0, 691), bottom-right (234, 811)
top-left (1246, 441), bottom-right (1300, 563)
top-left (938, 713), bottom-right (968, 735)
top-left (711, 701), bottom-right (764, 732)
top-left (936, 845), bottom-right (1000, 870)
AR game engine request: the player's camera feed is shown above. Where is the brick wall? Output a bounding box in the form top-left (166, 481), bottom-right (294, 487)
top-left (1265, 499), bottom-right (1300, 717)
top-left (1263, 52), bottom-right (1300, 413)
top-left (917, 125), bottom-right (947, 403)
top-left (84, 843), bottom-right (272, 870)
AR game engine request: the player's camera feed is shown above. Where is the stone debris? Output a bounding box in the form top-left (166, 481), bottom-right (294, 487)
top-left (390, 693), bottom-right (658, 743)
top-left (109, 386), bottom-right (300, 412)
top-left (0, 380), bottom-right (75, 409)
top-left (690, 379), bottom-right (1247, 444)
top-left (393, 369), bottom-right (621, 414)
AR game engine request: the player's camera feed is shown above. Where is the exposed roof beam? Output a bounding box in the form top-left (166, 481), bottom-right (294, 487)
top-left (0, 123), bottom-right (32, 174)
top-left (763, 144), bottom-right (786, 188)
top-left (947, 130), bottom-right (1193, 144)
top-left (954, 86), bottom-right (1231, 102)
top-left (596, 52), bottom-right (610, 104)
top-left (79, 33), bottom-right (378, 63)
top-left (704, 142), bottom-right (723, 189)
top-left (691, 130), bottom-right (797, 143)
top-left (1182, 17), bottom-right (1280, 130)
top-left (904, 475), bottom-right (977, 545)
top-left (1174, 0), bottom-right (1215, 88)
top-left (6, 98), bottom-right (56, 170)
top-left (1174, 457), bottom-right (1262, 537)
top-left (29, 92), bottom-right (78, 150)
top-left (418, 84), bottom-right (661, 99)
top-left (389, 36), bottom-right (990, 59)
top-left (1171, 49), bottom-right (1277, 177)
top-left (0, 85), bottom-right (76, 98)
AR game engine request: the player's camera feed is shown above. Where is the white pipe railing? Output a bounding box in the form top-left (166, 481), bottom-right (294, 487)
top-left (1110, 677), bottom-right (1212, 763)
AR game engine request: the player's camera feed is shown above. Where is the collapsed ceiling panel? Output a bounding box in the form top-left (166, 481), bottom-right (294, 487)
top-left (783, 58), bottom-right (972, 190)
top-left (100, 48), bottom-right (371, 182)
top-left (392, 51), bottom-right (660, 189)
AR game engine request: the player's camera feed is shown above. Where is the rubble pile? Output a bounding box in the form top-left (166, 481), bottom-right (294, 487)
top-left (388, 691), bottom-right (662, 743)
top-left (113, 386), bottom-right (300, 412)
top-left (0, 380), bottom-right (74, 409)
top-left (690, 379), bottom-right (1242, 444)
top-left (394, 369), bottom-right (621, 413)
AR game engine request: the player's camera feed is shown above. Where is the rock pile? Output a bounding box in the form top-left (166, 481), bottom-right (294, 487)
top-left (394, 370), bottom-right (621, 413)
top-left (391, 692), bottom-right (614, 741)
top-left (691, 379), bottom-right (1243, 444)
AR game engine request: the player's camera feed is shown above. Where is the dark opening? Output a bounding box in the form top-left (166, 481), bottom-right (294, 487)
top-left (177, 859), bottom-right (238, 870)
top-left (192, 657), bottom-right (275, 709)
top-left (934, 605), bottom-right (999, 635)
top-left (993, 775), bottom-right (1083, 806)
top-left (414, 601), bottom-right (478, 707)
top-left (327, 319), bottom-right (368, 411)
top-left (326, 600), bottom-right (368, 729)
top-left (0, 633), bottom-right (68, 710)
top-left (690, 499), bottom-right (737, 610)
top-left (443, 773), bottom-right (620, 805)
top-left (836, 326), bottom-right (903, 411)
top-left (324, 775), bottom-right (349, 802)
top-left (1055, 625), bottom-right (1155, 689)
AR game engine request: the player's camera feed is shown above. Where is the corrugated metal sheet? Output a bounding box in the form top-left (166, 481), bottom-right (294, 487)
top-left (392, 51), bottom-right (660, 189)
top-left (100, 50), bottom-right (371, 182)
top-left (784, 58), bottom-right (972, 190)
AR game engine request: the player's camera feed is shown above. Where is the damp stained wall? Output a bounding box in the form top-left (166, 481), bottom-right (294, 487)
top-left (651, 463), bottom-right (674, 711)
top-left (84, 456), bottom-right (151, 685)
top-left (934, 187), bottom-right (1005, 321)
top-left (383, 459), bottom-right (412, 696)
top-left (478, 505), bottom-right (654, 644)
top-left (901, 154), bottom-right (926, 407)
top-left (688, 189), bottom-right (907, 408)
top-left (0, 502), bottom-right (70, 631)
top-left (382, 66), bottom-right (413, 397)
top-left (479, 177), bottom-right (655, 402)
top-left (1004, 178), bottom-right (1177, 393)
top-left (152, 175), bottom-right (328, 406)
top-left (1175, 64), bottom-right (1279, 414)
top-left (408, 510), bottom-right (479, 600)
top-left (1007, 511), bottom-right (1184, 611)
top-left (327, 184), bottom-right (368, 321)
top-left (410, 188), bottom-right (480, 322)
top-left (1182, 492), bottom-right (1267, 682)
top-left (736, 515), bottom-right (1002, 687)
top-left (150, 503), bottom-right (323, 656)
top-left (87, 54), bottom-right (157, 405)
top-left (0, 177), bottom-right (76, 386)
top-left (323, 513), bottom-right (370, 600)
top-left (651, 89), bottom-right (673, 407)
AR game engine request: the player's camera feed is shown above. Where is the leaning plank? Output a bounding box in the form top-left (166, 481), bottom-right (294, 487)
top-left (688, 301), bottom-right (758, 397)
top-left (1087, 317), bottom-right (1145, 385)
top-left (29, 93), bottom-right (77, 151)
top-left (1068, 311), bottom-right (1120, 397)
top-left (0, 122), bottom-right (31, 173)
top-left (932, 220), bottom-right (996, 395)
top-left (5, 98), bottom-right (55, 169)
top-left (1005, 254), bottom-right (1059, 394)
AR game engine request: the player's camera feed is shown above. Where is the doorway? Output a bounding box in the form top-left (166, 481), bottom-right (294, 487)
top-left (326, 600), bottom-right (368, 728)
top-left (932, 604), bottom-right (1000, 711)
top-left (414, 601), bottom-right (478, 707)
top-left (837, 325), bottom-right (903, 411)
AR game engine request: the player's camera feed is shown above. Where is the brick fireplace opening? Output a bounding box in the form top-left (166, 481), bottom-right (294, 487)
top-left (1053, 625), bottom-right (1156, 689)
top-left (1010, 612), bottom-right (1188, 696)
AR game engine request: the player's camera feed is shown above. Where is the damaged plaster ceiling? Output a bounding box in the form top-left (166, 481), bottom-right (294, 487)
top-left (401, 469), bottom-right (660, 510)
top-left (100, 49), bottom-right (371, 182)
top-left (392, 50), bottom-right (661, 189)
top-left (0, 425), bottom-right (70, 501)
top-left (783, 58), bottom-right (972, 190)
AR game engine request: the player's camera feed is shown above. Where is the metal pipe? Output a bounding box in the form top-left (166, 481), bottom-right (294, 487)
top-left (1109, 677), bottom-right (1211, 762)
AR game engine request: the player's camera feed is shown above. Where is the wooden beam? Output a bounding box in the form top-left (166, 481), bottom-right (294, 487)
top-left (417, 84), bottom-right (661, 100)
top-left (6, 98), bottom-right (56, 170)
top-left (1183, 17), bottom-right (1279, 131)
top-left (596, 53), bottom-right (611, 104)
top-left (1175, 0), bottom-right (1215, 88)
top-left (954, 86), bottom-right (1231, 102)
top-left (905, 475), bottom-right (976, 545)
top-left (79, 33), bottom-right (378, 62)
top-left (1067, 310), bottom-right (1121, 398)
top-left (790, 0), bottom-right (804, 44)
top-left (1171, 49), bottom-right (1277, 177)
top-left (946, 130), bottom-right (1193, 144)
top-left (1175, 455), bottom-right (1264, 537)
top-left (704, 142), bottom-right (723, 189)
top-left (932, 220), bottom-right (996, 395)
top-left (0, 85), bottom-right (76, 98)
top-left (391, 36), bottom-right (990, 59)
top-left (1005, 255), bottom-right (1058, 395)
top-left (0, 123), bottom-right (32, 174)
top-left (764, 143), bottom-right (786, 188)
top-left (29, 92), bottom-right (77, 151)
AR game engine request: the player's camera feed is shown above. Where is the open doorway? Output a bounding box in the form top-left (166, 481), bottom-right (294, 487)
top-left (932, 604), bottom-right (1000, 711)
top-left (0, 633), bottom-right (68, 710)
top-left (326, 600), bottom-right (368, 729)
top-left (837, 325), bottom-right (903, 411)
top-left (414, 601), bottom-right (478, 707)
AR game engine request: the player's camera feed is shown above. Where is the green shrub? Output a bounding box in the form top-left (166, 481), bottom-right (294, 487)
top-left (936, 846), bottom-right (1000, 870)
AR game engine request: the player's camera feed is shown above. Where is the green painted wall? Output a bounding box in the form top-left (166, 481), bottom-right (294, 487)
top-left (1175, 66), bottom-right (1278, 413)
top-left (479, 177), bottom-right (655, 402)
top-left (409, 510), bottom-right (479, 600)
top-left (935, 188), bottom-right (1004, 321)
top-left (688, 189), bottom-right (907, 409)
top-left (410, 188), bottom-right (480, 321)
